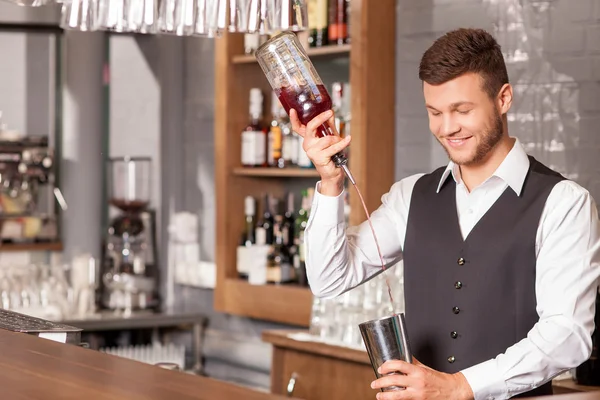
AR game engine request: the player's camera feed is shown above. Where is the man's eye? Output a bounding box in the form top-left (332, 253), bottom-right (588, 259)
top-left (430, 111), bottom-right (441, 116)
top-left (457, 109), bottom-right (471, 115)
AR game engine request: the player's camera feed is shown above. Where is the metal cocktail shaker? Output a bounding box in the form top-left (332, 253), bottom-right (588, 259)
top-left (358, 313), bottom-right (413, 392)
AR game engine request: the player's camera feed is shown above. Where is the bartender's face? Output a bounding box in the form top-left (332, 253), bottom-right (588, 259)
top-left (423, 72), bottom-right (507, 166)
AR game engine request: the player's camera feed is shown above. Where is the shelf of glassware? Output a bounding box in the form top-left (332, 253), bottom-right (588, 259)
top-left (232, 44), bottom-right (351, 64)
top-left (0, 242), bottom-right (63, 252)
top-left (221, 277), bottom-right (313, 327)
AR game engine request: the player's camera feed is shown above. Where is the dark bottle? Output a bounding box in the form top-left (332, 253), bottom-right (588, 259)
top-left (328, 0), bottom-right (348, 45)
top-left (312, 0), bottom-right (328, 47)
top-left (282, 192), bottom-right (296, 247)
top-left (258, 193), bottom-right (274, 245)
top-left (576, 291), bottom-right (600, 386)
top-left (345, 0), bottom-right (351, 44)
top-left (266, 215), bottom-right (295, 284)
top-left (243, 196), bottom-right (256, 246)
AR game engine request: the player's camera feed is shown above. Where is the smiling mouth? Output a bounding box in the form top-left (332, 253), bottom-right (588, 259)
top-left (445, 136), bottom-right (472, 147)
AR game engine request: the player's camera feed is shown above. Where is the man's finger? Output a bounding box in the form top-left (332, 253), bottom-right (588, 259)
top-left (378, 360), bottom-right (415, 376)
top-left (320, 135), bottom-right (351, 158)
top-left (309, 135), bottom-right (341, 152)
top-left (306, 110), bottom-right (334, 135)
top-left (289, 109), bottom-right (303, 136)
top-left (371, 373), bottom-right (410, 390)
top-left (376, 388), bottom-right (411, 400)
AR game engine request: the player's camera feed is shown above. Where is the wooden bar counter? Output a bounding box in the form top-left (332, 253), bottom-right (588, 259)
top-left (263, 329), bottom-right (600, 400)
top-left (0, 328), bottom-right (294, 400)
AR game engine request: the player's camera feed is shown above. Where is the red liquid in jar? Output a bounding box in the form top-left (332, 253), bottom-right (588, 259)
top-left (275, 84), bottom-right (334, 138)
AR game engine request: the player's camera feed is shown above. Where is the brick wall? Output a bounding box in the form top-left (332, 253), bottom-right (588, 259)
top-left (395, 0), bottom-right (600, 203)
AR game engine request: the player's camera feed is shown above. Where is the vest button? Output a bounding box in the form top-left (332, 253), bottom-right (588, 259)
top-left (457, 257), bottom-right (465, 265)
top-left (447, 356), bottom-right (455, 363)
top-left (452, 306), bottom-right (460, 314)
top-left (455, 281), bottom-right (462, 289)
top-left (451, 331), bottom-right (458, 339)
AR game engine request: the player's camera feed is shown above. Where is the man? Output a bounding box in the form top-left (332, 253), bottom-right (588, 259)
top-left (289, 28), bottom-right (600, 400)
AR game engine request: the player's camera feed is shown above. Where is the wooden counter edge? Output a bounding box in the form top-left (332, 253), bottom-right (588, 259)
top-left (0, 329), bottom-right (297, 400)
top-left (262, 329), bottom-right (371, 365)
top-left (261, 329), bottom-right (600, 396)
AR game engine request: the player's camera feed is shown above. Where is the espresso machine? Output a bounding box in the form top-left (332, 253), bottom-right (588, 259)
top-left (101, 156), bottom-right (160, 312)
top-left (0, 116), bottom-right (62, 244)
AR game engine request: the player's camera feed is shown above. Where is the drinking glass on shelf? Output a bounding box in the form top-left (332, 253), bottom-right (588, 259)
top-left (158, 0), bottom-right (196, 35)
top-left (97, 0), bottom-right (129, 32)
top-left (228, 0), bottom-right (261, 33)
top-left (126, 0), bottom-right (159, 33)
top-left (60, 0), bottom-right (99, 31)
top-left (265, 0), bottom-right (307, 33)
top-left (193, 0), bottom-right (225, 37)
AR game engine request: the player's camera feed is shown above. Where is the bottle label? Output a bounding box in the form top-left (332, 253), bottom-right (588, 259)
top-left (328, 24), bottom-right (348, 41)
top-left (282, 133), bottom-right (296, 164)
top-left (307, 0), bottom-right (318, 30)
top-left (254, 131), bottom-right (266, 165)
top-left (297, 136), bottom-right (313, 168)
top-left (290, 133), bottom-right (300, 164)
top-left (316, 0), bottom-right (328, 30)
top-left (241, 131), bottom-right (256, 166)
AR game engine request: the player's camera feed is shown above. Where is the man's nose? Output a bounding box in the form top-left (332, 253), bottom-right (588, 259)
top-left (440, 115), bottom-right (460, 137)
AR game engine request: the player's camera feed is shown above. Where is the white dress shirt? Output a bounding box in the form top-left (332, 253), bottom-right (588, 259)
top-left (304, 138), bottom-right (600, 400)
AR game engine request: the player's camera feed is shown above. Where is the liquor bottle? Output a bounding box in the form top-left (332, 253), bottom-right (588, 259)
top-left (294, 190), bottom-right (311, 287)
top-left (342, 82), bottom-right (351, 138)
top-left (332, 82), bottom-right (345, 137)
top-left (295, 190), bottom-right (310, 239)
top-left (297, 136), bottom-right (314, 168)
top-left (296, 227), bottom-right (308, 287)
top-left (257, 193), bottom-right (274, 245)
top-left (281, 117), bottom-right (296, 168)
top-left (328, 0), bottom-right (348, 45)
top-left (307, 0), bottom-right (318, 47)
top-left (314, 0), bottom-right (328, 47)
top-left (244, 196), bottom-right (256, 246)
top-left (268, 94), bottom-right (284, 168)
top-left (282, 192), bottom-right (296, 247)
top-left (266, 215), bottom-right (295, 284)
top-left (576, 291), bottom-right (600, 385)
top-left (241, 88), bottom-right (266, 167)
top-left (345, 0), bottom-right (351, 44)
top-left (244, 33), bottom-right (260, 55)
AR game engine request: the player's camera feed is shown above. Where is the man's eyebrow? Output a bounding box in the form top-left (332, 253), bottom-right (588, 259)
top-left (449, 101), bottom-right (475, 108)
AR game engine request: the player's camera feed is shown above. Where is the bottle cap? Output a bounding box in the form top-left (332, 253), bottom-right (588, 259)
top-left (245, 196), bottom-right (255, 216)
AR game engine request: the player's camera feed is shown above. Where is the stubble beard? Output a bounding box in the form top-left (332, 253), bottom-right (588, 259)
top-left (441, 112), bottom-right (504, 166)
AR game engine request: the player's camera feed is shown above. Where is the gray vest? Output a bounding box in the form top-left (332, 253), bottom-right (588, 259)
top-left (403, 156), bottom-right (564, 398)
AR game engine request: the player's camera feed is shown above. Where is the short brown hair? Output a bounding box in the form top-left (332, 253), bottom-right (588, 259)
top-left (419, 28), bottom-right (509, 99)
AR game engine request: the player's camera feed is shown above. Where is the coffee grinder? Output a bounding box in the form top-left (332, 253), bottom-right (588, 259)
top-left (101, 156), bottom-right (159, 312)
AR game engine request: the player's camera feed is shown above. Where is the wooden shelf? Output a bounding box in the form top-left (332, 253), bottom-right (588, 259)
top-left (233, 167), bottom-right (320, 178)
top-left (221, 279), bottom-right (313, 327)
top-left (232, 44), bottom-right (351, 64)
top-left (214, 1), bottom-right (397, 326)
top-left (0, 241), bottom-right (62, 252)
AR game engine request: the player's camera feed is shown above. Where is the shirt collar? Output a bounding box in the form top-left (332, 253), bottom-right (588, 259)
top-left (436, 138), bottom-right (530, 196)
